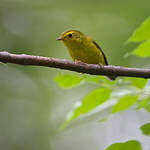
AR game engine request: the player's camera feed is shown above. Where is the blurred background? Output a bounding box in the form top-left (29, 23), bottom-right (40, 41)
top-left (0, 0), bottom-right (150, 149)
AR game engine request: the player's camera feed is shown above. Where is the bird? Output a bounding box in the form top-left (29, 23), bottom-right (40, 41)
top-left (57, 30), bottom-right (115, 80)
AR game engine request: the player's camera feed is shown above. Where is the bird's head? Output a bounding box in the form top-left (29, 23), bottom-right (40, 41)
top-left (57, 30), bottom-right (85, 45)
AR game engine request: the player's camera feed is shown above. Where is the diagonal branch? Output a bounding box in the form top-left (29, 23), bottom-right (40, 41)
top-left (0, 51), bottom-right (150, 79)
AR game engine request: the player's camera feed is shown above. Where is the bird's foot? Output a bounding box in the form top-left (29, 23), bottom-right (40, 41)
top-left (98, 63), bottom-right (104, 68)
top-left (74, 60), bottom-right (86, 65)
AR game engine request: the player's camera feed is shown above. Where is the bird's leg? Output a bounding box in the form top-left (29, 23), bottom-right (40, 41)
top-left (74, 60), bottom-right (86, 65)
top-left (98, 63), bottom-right (104, 69)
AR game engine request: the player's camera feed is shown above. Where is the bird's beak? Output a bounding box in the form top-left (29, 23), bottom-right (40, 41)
top-left (56, 37), bottom-right (62, 41)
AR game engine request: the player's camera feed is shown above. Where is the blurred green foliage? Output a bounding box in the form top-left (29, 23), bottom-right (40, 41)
top-left (140, 122), bottom-right (150, 136)
top-left (128, 18), bottom-right (150, 57)
top-left (65, 88), bottom-right (111, 123)
top-left (112, 95), bottom-right (138, 113)
top-left (54, 73), bottom-right (83, 89)
top-left (137, 98), bottom-right (150, 112)
top-left (1, 0), bottom-right (150, 150)
top-left (105, 140), bottom-right (142, 150)
top-left (128, 18), bottom-right (150, 42)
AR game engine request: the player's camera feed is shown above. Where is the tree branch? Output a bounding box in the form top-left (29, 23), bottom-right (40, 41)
top-left (0, 51), bottom-right (150, 79)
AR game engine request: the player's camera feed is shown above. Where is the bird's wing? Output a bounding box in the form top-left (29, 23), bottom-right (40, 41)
top-left (92, 40), bottom-right (108, 65)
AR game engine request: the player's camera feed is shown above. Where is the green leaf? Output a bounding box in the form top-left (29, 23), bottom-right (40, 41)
top-left (112, 95), bottom-right (138, 113)
top-left (61, 88), bottom-right (111, 128)
top-left (71, 88), bottom-right (111, 119)
top-left (140, 122), bottom-right (150, 136)
top-left (144, 104), bottom-right (150, 112)
top-left (125, 77), bottom-right (147, 89)
top-left (137, 98), bottom-right (150, 110)
top-left (83, 75), bottom-right (106, 83)
top-left (106, 140), bottom-right (142, 150)
top-left (137, 85), bottom-right (150, 112)
top-left (132, 40), bottom-right (150, 57)
top-left (54, 74), bottom-right (83, 89)
top-left (83, 75), bottom-right (117, 86)
top-left (128, 17), bottom-right (150, 42)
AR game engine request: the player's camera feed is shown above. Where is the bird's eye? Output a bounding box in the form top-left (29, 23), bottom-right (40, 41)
top-left (68, 33), bottom-right (72, 38)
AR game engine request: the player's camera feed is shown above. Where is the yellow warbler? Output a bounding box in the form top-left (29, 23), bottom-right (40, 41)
top-left (57, 30), bottom-right (115, 80)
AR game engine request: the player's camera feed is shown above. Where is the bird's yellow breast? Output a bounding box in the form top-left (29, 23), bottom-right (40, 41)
top-left (63, 36), bottom-right (106, 65)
